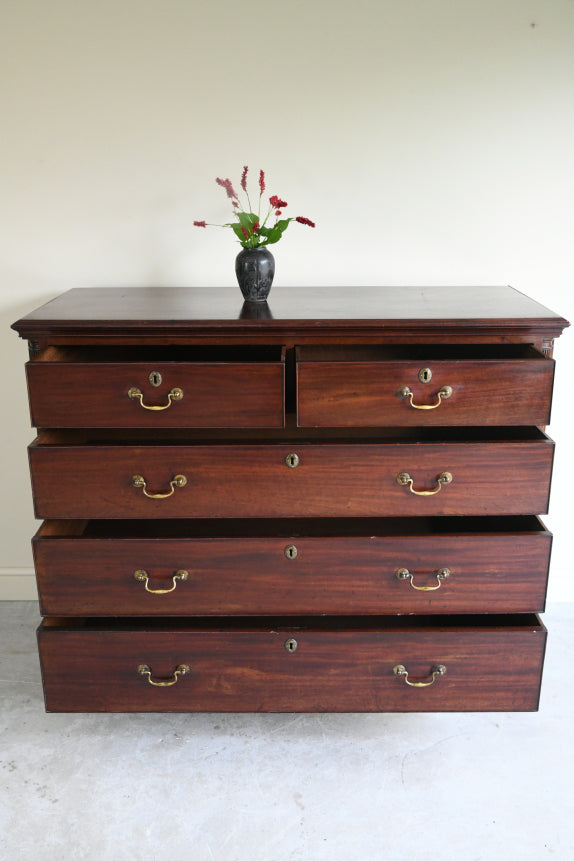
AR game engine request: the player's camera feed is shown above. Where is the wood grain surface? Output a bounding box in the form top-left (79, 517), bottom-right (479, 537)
top-left (33, 518), bottom-right (551, 616)
top-left (297, 349), bottom-right (554, 427)
top-left (37, 616), bottom-right (546, 712)
top-left (29, 435), bottom-right (555, 519)
top-left (27, 349), bottom-right (285, 428)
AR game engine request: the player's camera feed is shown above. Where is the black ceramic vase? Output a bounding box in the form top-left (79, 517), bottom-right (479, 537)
top-left (235, 247), bottom-right (275, 302)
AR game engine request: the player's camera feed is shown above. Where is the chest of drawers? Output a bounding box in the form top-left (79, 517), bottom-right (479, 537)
top-left (12, 286), bottom-right (568, 713)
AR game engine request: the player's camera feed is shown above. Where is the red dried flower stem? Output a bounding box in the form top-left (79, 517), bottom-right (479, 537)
top-left (264, 194), bottom-right (289, 228)
top-left (194, 221), bottom-right (235, 230)
top-left (216, 177), bottom-right (239, 202)
top-left (256, 170), bottom-right (266, 221)
top-left (240, 165), bottom-right (253, 211)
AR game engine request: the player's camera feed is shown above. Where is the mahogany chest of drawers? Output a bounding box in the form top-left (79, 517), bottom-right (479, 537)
top-left (12, 286), bottom-right (568, 712)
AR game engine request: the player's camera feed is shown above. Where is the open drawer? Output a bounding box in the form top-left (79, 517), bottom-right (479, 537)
top-left (296, 344), bottom-right (554, 427)
top-left (33, 516), bottom-right (552, 617)
top-left (37, 614), bottom-right (547, 713)
top-left (28, 427), bottom-right (555, 519)
top-left (26, 345), bottom-right (285, 428)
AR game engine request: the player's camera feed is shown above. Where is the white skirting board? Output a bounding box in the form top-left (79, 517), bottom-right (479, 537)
top-left (0, 569), bottom-right (38, 600)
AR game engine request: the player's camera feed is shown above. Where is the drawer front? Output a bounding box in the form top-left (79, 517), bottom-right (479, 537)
top-left (33, 521), bottom-right (552, 616)
top-left (26, 358), bottom-right (285, 428)
top-left (29, 438), bottom-right (554, 519)
top-left (297, 355), bottom-right (554, 427)
top-left (37, 618), bottom-right (546, 712)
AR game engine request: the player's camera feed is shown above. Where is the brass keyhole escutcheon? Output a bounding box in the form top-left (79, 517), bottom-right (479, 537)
top-left (149, 371), bottom-right (162, 387)
top-left (418, 367), bottom-right (432, 384)
top-left (285, 544), bottom-right (298, 560)
top-left (285, 453), bottom-right (300, 469)
top-left (284, 638), bottom-right (298, 653)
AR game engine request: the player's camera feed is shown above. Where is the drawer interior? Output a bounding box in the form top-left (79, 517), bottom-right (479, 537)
top-left (39, 613), bottom-right (545, 633)
top-left (32, 345), bottom-right (285, 364)
top-left (31, 424), bottom-right (552, 446)
top-left (35, 515), bottom-right (550, 540)
top-left (297, 344), bottom-right (546, 362)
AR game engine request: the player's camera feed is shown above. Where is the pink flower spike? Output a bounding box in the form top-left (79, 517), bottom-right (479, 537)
top-left (295, 216), bottom-right (316, 227)
top-left (193, 220), bottom-right (207, 227)
top-left (253, 221), bottom-right (260, 233)
top-left (241, 226), bottom-right (250, 240)
top-left (216, 177), bottom-right (239, 200)
top-left (270, 195), bottom-right (288, 209)
top-left (259, 170), bottom-right (265, 193)
top-left (275, 210), bottom-right (282, 216)
top-left (241, 166), bottom-right (248, 192)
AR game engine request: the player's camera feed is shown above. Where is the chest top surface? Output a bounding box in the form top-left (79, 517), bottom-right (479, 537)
top-left (12, 286), bottom-right (569, 342)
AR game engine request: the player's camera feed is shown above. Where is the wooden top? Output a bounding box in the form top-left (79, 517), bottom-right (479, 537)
top-left (12, 286), bottom-right (569, 342)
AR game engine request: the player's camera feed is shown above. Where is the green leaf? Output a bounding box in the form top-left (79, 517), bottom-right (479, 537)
top-left (260, 219), bottom-right (291, 246)
top-left (231, 223), bottom-right (246, 241)
top-left (237, 211), bottom-right (260, 231)
top-left (261, 226), bottom-right (283, 245)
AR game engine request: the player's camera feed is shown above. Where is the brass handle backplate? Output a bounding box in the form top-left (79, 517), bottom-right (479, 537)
top-left (131, 474), bottom-right (187, 499)
top-left (134, 569), bottom-right (189, 594)
top-left (396, 471), bottom-right (452, 496)
top-left (137, 663), bottom-right (190, 687)
top-left (393, 664), bottom-right (446, 687)
top-left (397, 385), bottom-right (453, 410)
top-left (128, 387), bottom-right (184, 410)
top-left (396, 567), bottom-right (451, 591)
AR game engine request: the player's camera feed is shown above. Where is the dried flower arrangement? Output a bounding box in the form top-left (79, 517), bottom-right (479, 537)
top-left (194, 167), bottom-right (315, 249)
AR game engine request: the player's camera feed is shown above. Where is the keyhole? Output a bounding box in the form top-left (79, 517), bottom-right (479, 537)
top-left (149, 371), bottom-right (162, 387)
top-left (284, 638), bottom-right (298, 653)
top-left (284, 544), bottom-right (298, 560)
top-left (418, 367), bottom-right (432, 384)
top-left (285, 453), bottom-right (300, 468)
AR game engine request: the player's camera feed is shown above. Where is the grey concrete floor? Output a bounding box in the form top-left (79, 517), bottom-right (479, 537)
top-left (1, 601), bottom-right (573, 861)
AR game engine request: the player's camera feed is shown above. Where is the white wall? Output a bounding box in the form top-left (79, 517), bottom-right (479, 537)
top-left (2, 0), bottom-right (573, 599)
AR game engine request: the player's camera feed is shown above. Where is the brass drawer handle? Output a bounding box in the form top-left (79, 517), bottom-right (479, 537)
top-left (137, 663), bottom-right (190, 687)
top-left (393, 664), bottom-right (446, 687)
top-left (131, 474), bottom-right (187, 499)
top-left (396, 567), bottom-right (451, 591)
top-left (134, 568), bottom-right (189, 594)
top-left (128, 387), bottom-right (184, 410)
top-left (396, 471), bottom-right (452, 496)
top-left (397, 385), bottom-right (453, 410)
